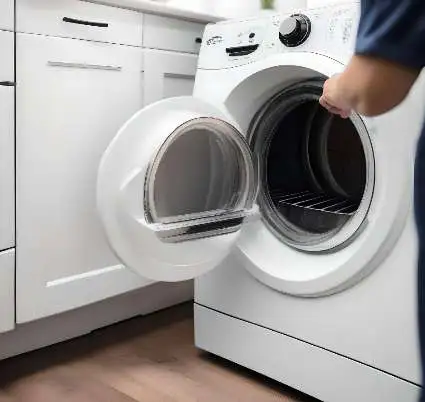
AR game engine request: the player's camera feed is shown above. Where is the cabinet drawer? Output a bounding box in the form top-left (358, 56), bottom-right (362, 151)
top-left (143, 14), bottom-right (204, 54)
top-left (0, 31), bottom-right (14, 83)
top-left (16, 0), bottom-right (143, 47)
top-left (0, 86), bottom-right (14, 252)
top-left (0, 249), bottom-right (15, 333)
top-left (144, 50), bottom-right (197, 105)
top-left (0, 0), bottom-right (14, 31)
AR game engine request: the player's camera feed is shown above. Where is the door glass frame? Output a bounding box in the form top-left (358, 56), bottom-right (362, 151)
top-left (143, 117), bottom-right (259, 243)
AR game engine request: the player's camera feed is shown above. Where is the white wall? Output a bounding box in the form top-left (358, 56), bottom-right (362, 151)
top-left (164, 0), bottom-right (352, 16)
top-left (165, 0), bottom-right (215, 15)
top-left (165, 0), bottom-right (307, 18)
top-left (212, 0), bottom-right (307, 18)
top-left (307, 0), bottom-right (349, 7)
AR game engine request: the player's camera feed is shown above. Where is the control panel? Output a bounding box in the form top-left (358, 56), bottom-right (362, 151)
top-left (225, 28), bottom-right (261, 57)
top-left (197, 3), bottom-right (360, 70)
top-left (198, 19), bottom-right (268, 69)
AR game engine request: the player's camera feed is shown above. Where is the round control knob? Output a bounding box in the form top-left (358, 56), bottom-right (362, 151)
top-left (279, 14), bottom-right (311, 47)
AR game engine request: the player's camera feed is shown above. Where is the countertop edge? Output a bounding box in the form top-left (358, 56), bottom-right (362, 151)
top-left (84, 0), bottom-right (224, 23)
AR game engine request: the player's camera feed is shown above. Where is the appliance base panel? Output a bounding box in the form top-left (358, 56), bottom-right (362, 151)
top-left (194, 303), bottom-right (420, 402)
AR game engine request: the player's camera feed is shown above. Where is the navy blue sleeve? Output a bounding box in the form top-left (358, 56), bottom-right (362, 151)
top-left (356, 0), bottom-right (425, 69)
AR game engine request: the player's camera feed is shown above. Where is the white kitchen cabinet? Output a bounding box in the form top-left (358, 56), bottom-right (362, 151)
top-left (0, 249), bottom-right (15, 333)
top-left (0, 31), bottom-right (14, 83)
top-left (0, 0), bottom-right (14, 32)
top-left (0, 86), bottom-right (15, 252)
top-left (16, 0), bottom-right (143, 47)
top-left (16, 33), bottom-right (148, 323)
top-left (144, 49), bottom-right (198, 105)
top-left (143, 14), bottom-right (204, 54)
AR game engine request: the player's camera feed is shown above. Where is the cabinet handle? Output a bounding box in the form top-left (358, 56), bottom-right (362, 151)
top-left (0, 81), bottom-right (15, 87)
top-left (195, 37), bottom-right (202, 44)
top-left (164, 73), bottom-right (195, 80)
top-left (47, 61), bottom-right (122, 72)
top-left (63, 17), bottom-right (109, 28)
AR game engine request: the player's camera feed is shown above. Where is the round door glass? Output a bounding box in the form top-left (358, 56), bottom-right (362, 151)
top-left (145, 117), bottom-right (257, 243)
top-left (249, 80), bottom-right (374, 252)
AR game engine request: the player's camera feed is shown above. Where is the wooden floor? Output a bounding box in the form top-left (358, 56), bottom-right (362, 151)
top-left (0, 303), bottom-right (318, 402)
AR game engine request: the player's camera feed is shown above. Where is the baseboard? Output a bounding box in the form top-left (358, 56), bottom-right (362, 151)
top-left (0, 281), bottom-right (193, 360)
top-left (194, 303), bottom-right (420, 402)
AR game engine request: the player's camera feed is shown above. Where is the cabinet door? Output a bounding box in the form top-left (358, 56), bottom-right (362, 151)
top-left (0, 0), bottom-right (14, 31)
top-left (0, 249), bottom-right (15, 333)
top-left (16, 33), bottom-right (146, 323)
top-left (0, 86), bottom-right (15, 252)
top-left (143, 14), bottom-right (204, 54)
top-left (0, 30), bottom-right (14, 83)
top-left (144, 50), bottom-right (198, 105)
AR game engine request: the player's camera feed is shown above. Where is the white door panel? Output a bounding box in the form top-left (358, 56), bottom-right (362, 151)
top-left (0, 1), bottom-right (14, 31)
top-left (0, 31), bottom-right (14, 83)
top-left (144, 50), bottom-right (197, 105)
top-left (0, 249), bottom-right (15, 333)
top-left (98, 96), bottom-right (258, 282)
top-left (0, 86), bottom-right (14, 252)
top-left (16, 33), bottom-right (146, 322)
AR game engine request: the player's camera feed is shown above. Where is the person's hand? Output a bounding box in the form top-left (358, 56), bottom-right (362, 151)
top-left (319, 75), bottom-right (352, 118)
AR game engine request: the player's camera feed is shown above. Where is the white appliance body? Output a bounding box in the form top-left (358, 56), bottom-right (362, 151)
top-left (97, 3), bottom-right (425, 401)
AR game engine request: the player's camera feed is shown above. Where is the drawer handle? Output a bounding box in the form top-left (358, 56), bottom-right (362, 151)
top-left (164, 73), bottom-right (195, 80)
top-left (195, 37), bottom-right (202, 44)
top-left (0, 81), bottom-right (15, 87)
top-left (63, 17), bottom-right (109, 28)
top-left (48, 61), bottom-right (122, 72)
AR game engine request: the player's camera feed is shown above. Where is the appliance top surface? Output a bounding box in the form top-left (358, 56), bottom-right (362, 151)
top-left (198, 2), bottom-right (360, 70)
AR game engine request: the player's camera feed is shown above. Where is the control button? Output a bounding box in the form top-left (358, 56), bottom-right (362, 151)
top-left (249, 32), bottom-right (256, 39)
top-left (279, 14), bottom-right (311, 47)
top-left (280, 18), bottom-right (298, 37)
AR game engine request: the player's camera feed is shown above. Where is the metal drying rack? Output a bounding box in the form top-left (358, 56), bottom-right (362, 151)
top-left (271, 190), bottom-right (358, 216)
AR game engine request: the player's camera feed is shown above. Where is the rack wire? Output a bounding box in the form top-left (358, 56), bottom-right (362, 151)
top-left (270, 190), bottom-right (359, 233)
top-left (271, 191), bottom-right (358, 215)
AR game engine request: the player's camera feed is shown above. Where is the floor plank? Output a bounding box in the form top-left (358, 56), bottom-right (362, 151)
top-left (0, 304), bottom-right (318, 402)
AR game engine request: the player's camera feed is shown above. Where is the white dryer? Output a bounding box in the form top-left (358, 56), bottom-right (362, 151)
top-left (96, 2), bottom-right (425, 401)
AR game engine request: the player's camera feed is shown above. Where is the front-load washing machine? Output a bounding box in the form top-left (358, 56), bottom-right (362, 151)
top-left (96, 2), bottom-right (425, 401)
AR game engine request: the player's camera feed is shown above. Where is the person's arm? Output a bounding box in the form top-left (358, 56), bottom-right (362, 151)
top-left (320, 55), bottom-right (420, 117)
top-left (320, 1), bottom-right (425, 118)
